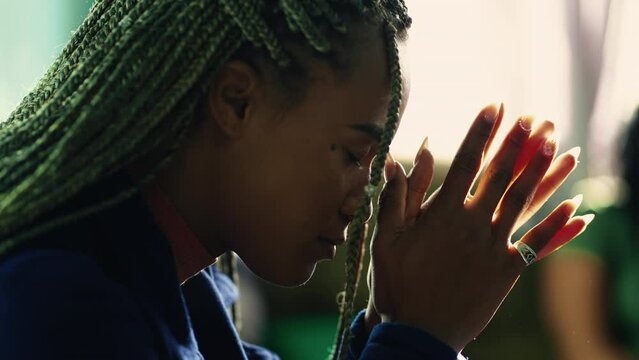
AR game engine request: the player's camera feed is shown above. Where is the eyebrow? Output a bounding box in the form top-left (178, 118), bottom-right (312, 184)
top-left (348, 123), bottom-right (384, 143)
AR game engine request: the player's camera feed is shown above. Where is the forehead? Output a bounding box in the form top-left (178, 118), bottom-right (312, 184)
top-left (303, 30), bottom-right (410, 132)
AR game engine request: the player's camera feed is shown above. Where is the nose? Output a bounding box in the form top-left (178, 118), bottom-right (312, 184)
top-left (340, 170), bottom-right (373, 223)
top-left (340, 198), bottom-right (373, 223)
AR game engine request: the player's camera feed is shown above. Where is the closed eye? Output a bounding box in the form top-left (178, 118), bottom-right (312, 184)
top-left (346, 150), bottom-right (363, 168)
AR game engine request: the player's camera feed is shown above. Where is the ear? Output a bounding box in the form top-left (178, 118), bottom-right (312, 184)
top-left (207, 60), bottom-right (258, 138)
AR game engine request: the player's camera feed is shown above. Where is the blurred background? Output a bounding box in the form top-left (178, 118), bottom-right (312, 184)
top-left (1, 0), bottom-right (638, 359)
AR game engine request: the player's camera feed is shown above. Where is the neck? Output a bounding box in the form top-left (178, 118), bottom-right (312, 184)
top-left (140, 180), bottom-right (217, 283)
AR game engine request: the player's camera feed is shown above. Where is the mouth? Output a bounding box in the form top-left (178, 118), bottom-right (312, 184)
top-left (340, 213), bottom-right (355, 225)
top-left (318, 236), bottom-right (346, 246)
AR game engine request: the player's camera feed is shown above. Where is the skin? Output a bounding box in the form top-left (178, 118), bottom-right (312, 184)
top-left (148, 22), bottom-right (407, 287)
top-left (138, 20), bottom-right (593, 352)
top-left (366, 106), bottom-right (592, 351)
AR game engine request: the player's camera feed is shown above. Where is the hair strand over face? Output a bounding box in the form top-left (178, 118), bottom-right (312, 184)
top-left (0, 1), bottom-right (411, 356)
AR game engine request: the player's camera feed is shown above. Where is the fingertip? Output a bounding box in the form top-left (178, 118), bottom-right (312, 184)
top-left (421, 136), bottom-right (430, 150)
top-left (570, 194), bottom-right (584, 209)
top-left (546, 214), bottom-right (592, 253)
top-left (518, 115), bottom-right (533, 132)
top-left (579, 213), bottom-right (596, 226)
top-left (541, 119), bottom-right (555, 131)
top-left (384, 153), bottom-right (397, 182)
top-left (553, 194), bottom-right (583, 220)
top-left (414, 136), bottom-right (430, 165)
top-left (561, 149), bottom-right (579, 170)
top-left (565, 146), bottom-right (581, 161)
top-left (481, 104), bottom-right (500, 124)
top-left (396, 160), bottom-right (406, 177)
top-left (543, 135), bottom-right (559, 158)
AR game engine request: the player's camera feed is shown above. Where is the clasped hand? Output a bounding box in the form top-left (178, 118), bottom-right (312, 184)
top-left (366, 104), bottom-right (591, 352)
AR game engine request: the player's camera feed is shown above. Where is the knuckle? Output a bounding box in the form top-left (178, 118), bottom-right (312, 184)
top-left (409, 181), bottom-right (429, 196)
top-left (509, 251), bottom-right (527, 272)
top-left (453, 151), bottom-right (481, 175)
top-left (550, 207), bottom-right (571, 228)
top-left (393, 226), bottom-right (407, 239)
top-left (506, 131), bottom-right (527, 149)
top-left (507, 190), bottom-right (532, 210)
top-left (487, 166), bottom-right (513, 190)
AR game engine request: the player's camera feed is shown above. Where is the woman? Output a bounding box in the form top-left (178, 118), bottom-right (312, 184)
top-left (0, 1), bottom-right (591, 359)
top-left (543, 108), bottom-right (639, 360)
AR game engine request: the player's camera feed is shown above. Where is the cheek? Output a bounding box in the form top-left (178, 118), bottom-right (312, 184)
top-left (225, 139), bottom-right (347, 285)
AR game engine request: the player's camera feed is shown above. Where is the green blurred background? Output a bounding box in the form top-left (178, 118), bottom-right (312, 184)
top-left (251, 159), bottom-right (557, 360)
top-left (1, 2), bottom-right (635, 359)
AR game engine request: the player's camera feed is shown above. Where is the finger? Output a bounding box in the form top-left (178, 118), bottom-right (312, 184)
top-left (354, 223), bottom-right (369, 286)
top-left (472, 116), bottom-right (532, 216)
top-left (515, 147), bottom-right (580, 228)
top-left (483, 103), bottom-right (505, 157)
top-left (513, 195), bottom-right (582, 263)
top-left (439, 104), bottom-right (500, 207)
top-left (374, 154), bottom-right (408, 249)
top-left (495, 137), bottom-right (557, 239)
top-left (536, 214), bottom-right (595, 260)
top-left (406, 137), bottom-right (434, 225)
top-left (513, 120), bottom-right (555, 178)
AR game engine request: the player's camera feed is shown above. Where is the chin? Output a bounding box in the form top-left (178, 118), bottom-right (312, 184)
top-left (245, 259), bottom-right (319, 288)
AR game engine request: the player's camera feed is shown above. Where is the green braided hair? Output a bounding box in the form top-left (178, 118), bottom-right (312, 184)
top-left (0, 0), bottom-right (411, 358)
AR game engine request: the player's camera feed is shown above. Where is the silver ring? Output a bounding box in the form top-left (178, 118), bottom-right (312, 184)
top-left (514, 242), bottom-right (537, 266)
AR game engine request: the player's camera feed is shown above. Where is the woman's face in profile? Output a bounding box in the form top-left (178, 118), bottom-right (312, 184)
top-left (162, 24), bottom-right (409, 287)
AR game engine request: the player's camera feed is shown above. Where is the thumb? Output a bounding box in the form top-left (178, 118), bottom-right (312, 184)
top-left (375, 154), bottom-right (408, 245)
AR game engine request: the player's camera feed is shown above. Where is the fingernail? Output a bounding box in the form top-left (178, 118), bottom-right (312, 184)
top-left (580, 213), bottom-right (595, 225)
top-left (498, 102), bottom-right (505, 120)
top-left (570, 194), bottom-right (583, 209)
top-left (421, 136), bottom-right (429, 149)
top-left (384, 153), bottom-right (396, 182)
top-left (565, 146), bottom-right (581, 160)
top-left (543, 136), bottom-right (558, 156)
top-left (397, 161), bottom-right (406, 176)
top-left (483, 104), bottom-right (499, 123)
top-left (414, 136), bottom-right (429, 165)
top-left (518, 116), bottom-right (532, 132)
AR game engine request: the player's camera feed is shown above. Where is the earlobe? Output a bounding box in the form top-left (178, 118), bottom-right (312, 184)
top-left (207, 61), bottom-right (257, 138)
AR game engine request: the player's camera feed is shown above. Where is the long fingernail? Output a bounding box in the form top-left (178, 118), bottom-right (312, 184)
top-left (570, 194), bottom-right (583, 209)
top-left (414, 136), bottom-right (429, 165)
top-left (580, 213), bottom-right (596, 225)
top-left (384, 153), bottom-right (397, 182)
top-left (483, 104), bottom-right (499, 123)
top-left (518, 116), bottom-right (532, 132)
top-left (565, 146), bottom-right (581, 161)
top-left (498, 102), bottom-right (505, 121)
top-left (397, 161), bottom-right (406, 176)
top-left (543, 136), bottom-right (558, 156)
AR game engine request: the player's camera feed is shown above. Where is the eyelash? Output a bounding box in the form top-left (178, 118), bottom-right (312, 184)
top-left (346, 150), bottom-right (363, 168)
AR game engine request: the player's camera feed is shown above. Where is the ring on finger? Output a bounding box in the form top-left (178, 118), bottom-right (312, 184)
top-left (514, 241), bottom-right (537, 266)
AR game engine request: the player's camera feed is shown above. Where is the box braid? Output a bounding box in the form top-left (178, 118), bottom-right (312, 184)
top-left (331, 20), bottom-right (406, 360)
top-left (0, 0), bottom-right (410, 357)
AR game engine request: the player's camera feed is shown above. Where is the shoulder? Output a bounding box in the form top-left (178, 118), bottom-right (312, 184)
top-left (0, 249), bottom-right (160, 359)
top-left (0, 248), bottom-right (123, 302)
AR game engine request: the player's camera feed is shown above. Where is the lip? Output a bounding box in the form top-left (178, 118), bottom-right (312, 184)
top-left (340, 214), bottom-right (355, 224)
top-left (318, 238), bottom-right (338, 259)
top-left (318, 236), bottom-right (346, 246)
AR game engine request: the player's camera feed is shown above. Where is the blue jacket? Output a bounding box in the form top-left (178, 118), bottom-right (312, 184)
top-left (0, 172), bottom-right (461, 359)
